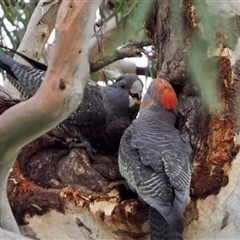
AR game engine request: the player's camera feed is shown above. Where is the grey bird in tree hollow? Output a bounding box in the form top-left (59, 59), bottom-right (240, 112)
top-left (118, 78), bottom-right (191, 239)
top-left (0, 46), bottom-right (143, 160)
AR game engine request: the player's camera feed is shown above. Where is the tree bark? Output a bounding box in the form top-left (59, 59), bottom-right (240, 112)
top-left (88, 1), bottom-right (153, 78)
top-left (0, 0), bottom-right (149, 239)
top-left (4, 0), bottom-right (61, 98)
top-left (6, 0), bottom-right (240, 239)
top-left (1, 1), bottom-right (151, 239)
top-left (144, 0), bottom-right (240, 238)
top-left (0, 0), bottom-right (100, 237)
top-left (7, 138), bottom-right (149, 239)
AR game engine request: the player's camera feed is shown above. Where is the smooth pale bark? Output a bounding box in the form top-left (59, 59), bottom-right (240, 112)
top-left (4, 1), bottom-right (240, 239)
top-left (4, 0), bottom-right (61, 98)
top-left (0, 227), bottom-right (30, 240)
top-left (0, 0), bottom-right (100, 236)
top-left (185, 146), bottom-right (240, 239)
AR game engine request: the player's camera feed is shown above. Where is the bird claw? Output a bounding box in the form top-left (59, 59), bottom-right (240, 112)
top-left (69, 141), bottom-right (96, 162)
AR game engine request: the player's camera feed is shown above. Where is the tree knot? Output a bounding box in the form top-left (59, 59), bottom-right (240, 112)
top-left (59, 78), bottom-right (66, 90)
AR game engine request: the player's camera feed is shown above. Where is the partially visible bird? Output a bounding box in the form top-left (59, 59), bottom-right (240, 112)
top-left (0, 47), bottom-right (143, 159)
top-left (118, 78), bottom-right (191, 239)
top-left (0, 46), bottom-right (47, 98)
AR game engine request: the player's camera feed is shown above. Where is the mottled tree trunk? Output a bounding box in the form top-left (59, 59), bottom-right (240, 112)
top-left (0, 0), bottom-right (101, 239)
top-left (4, 99), bottom-right (149, 239)
top-left (145, 0), bottom-right (240, 239)
top-left (5, 0), bottom-right (240, 239)
top-left (3, 1), bottom-right (149, 239)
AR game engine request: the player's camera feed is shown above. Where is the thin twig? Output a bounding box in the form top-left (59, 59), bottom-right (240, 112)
top-left (90, 40), bottom-right (152, 73)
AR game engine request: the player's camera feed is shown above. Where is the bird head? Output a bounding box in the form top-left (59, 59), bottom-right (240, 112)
top-left (114, 74), bottom-right (143, 109)
top-left (141, 78), bottom-right (177, 110)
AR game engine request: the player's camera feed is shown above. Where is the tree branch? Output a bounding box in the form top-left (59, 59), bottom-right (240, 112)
top-left (90, 40), bottom-right (152, 73)
top-left (0, 0), bottom-right (101, 235)
top-left (4, 0), bottom-right (61, 98)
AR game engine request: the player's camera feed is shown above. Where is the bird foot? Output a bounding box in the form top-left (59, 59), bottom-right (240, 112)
top-left (69, 141), bottom-right (96, 162)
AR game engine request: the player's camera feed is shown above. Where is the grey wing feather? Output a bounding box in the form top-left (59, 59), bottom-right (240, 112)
top-left (0, 53), bottom-right (44, 98)
top-left (119, 125), bottom-right (183, 232)
top-left (118, 125), bottom-right (139, 185)
top-left (131, 119), bottom-right (191, 192)
top-left (63, 83), bottom-right (108, 126)
top-left (11, 64), bottom-right (45, 98)
top-left (3, 55), bottom-right (109, 127)
top-left (150, 206), bottom-right (183, 240)
top-left (11, 62), bottom-right (109, 127)
top-left (119, 116), bottom-right (191, 233)
top-left (139, 193), bottom-right (184, 233)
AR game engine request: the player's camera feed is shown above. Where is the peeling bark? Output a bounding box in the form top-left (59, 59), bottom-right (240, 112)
top-left (7, 135), bottom-right (149, 239)
top-left (0, 95), bottom-right (149, 239)
top-left (144, 0), bottom-right (240, 238)
top-left (4, 0), bottom-right (240, 239)
top-left (191, 57), bottom-right (240, 199)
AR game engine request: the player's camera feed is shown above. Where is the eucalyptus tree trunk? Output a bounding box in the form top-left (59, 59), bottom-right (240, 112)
top-left (144, 0), bottom-right (240, 239)
top-left (4, 0), bottom-right (240, 240)
top-left (3, 1), bottom-right (149, 239)
top-left (0, 0), bottom-right (101, 239)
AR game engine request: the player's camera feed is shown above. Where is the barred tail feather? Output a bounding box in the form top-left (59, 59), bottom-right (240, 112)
top-left (150, 206), bottom-right (183, 240)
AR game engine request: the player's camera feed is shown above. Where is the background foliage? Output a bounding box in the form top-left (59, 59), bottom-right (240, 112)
top-left (0, 0), bottom-right (157, 84)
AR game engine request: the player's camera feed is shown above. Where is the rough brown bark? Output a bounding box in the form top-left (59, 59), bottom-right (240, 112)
top-left (0, 98), bottom-right (149, 239)
top-left (5, 0), bottom-right (240, 239)
top-left (191, 57), bottom-right (240, 199)
top-left (144, 0), bottom-right (240, 238)
top-left (145, 0), bottom-right (240, 191)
